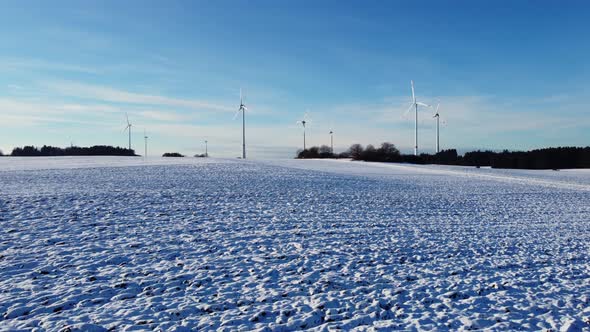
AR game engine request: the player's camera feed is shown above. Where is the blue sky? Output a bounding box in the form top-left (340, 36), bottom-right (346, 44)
top-left (1, 0), bottom-right (589, 158)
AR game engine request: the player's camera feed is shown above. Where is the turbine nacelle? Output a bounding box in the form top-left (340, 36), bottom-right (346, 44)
top-left (297, 112), bottom-right (311, 128)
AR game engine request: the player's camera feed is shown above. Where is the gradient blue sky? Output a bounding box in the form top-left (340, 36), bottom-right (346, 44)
top-left (1, 0), bottom-right (589, 158)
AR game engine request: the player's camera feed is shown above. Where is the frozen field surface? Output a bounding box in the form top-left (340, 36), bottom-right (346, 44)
top-left (1, 157), bottom-right (589, 331)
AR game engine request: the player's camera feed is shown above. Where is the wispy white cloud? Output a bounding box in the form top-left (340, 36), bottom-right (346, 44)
top-left (0, 97), bottom-right (189, 129)
top-left (46, 81), bottom-right (235, 113)
top-left (139, 110), bottom-right (191, 122)
top-left (0, 58), bottom-right (99, 74)
top-left (0, 98), bottom-right (124, 127)
top-left (7, 84), bottom-right (24, 90)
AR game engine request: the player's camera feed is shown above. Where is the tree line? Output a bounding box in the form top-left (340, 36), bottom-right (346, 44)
top-left (9, 145), bottom-right (136, 156)
top-left (162, 152), bottom-right (184, 157)
top-left (297, 143), bottom-right (590, 169)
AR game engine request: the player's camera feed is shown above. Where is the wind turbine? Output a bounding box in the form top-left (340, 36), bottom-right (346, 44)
top-left (403, 80), bottom-right (431, 155)
top-left (123, 113), bottom-right (132, 151)
top-left (144, 129), bottom-right (148, 159)
top-left (329, 129), bottom-right (334, 154)
top-left (204, 140), bottom-right (208, 157)
top-left (234, 88), bottom-right (248, 159)
top-left (297, 112), bottom-right (311, 151)
top-left (433, 102), bottom-right (446, 154)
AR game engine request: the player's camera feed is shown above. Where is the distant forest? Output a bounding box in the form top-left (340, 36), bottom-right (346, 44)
top-left (297, 143), bottom-right (590, 170)
top-left (9, 145), bottom-right (136, 157)
top-left (162, 152), bottom-right (185, 157)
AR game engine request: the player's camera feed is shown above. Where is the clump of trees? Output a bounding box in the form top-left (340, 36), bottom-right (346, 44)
top-left (296, 145), bottom-right (350, 159)
top-left (489, 147), bottom-right (590, 169)
top-left (10, 145), bottom-right (136, 156)
top-left (0, 150), bottom-right (3, 156)
top-left (354, 143), bottom-right (401, 162)
top-left (162, 152), bottom-right (184, 157)
top-left (194, 153), bottom-right (208, 158)
top-left (342, 143), bottom-right (590, 169)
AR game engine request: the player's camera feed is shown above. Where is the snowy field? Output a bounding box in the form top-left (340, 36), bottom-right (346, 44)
top-left (1, 157), bottom-right (589, 331)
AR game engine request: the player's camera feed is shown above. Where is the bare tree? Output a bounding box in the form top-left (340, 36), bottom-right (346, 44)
top-left (348, 144), bottom-right (364, 160)
top-left (379, 142), bottom-right (400, 156)
top-left (318, 145), bottom-right (332, 155)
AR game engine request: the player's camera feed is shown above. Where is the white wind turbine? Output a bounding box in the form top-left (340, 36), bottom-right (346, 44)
top-left (297, 112), bottom-right (311, 151)
top-left (123, 113), bottom-right (132, 151)
top-left (234, 88), bottom-right (248, 159)
top-left (433, 102), bottom-right (446, 154)
top-left (403, 80), bottom-right (431, 155)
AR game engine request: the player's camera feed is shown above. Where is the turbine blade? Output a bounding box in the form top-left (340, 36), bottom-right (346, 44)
top-left (403, 103), bottom-right (414, 118)
top-left (240, 88), bottom-right (242, 104)
top-left (411, 80), bottom-right (416, 104)
top-left (304, 112), bottom-right (312, 125)
top-left (233, 108), bottom-right (241, 120)
top-left (416, 102), bottom-right (431, 108)
top-left (125, 112), bottom-right (129, 125)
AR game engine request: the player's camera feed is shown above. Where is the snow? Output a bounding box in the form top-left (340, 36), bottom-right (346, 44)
top-left (1, 157), bottom-right (589, 331)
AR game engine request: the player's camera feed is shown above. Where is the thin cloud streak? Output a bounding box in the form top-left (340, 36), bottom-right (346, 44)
top-left (0, 58), bottom-right (99, 74)
top-left (46, 81), bottom-right (235, 113)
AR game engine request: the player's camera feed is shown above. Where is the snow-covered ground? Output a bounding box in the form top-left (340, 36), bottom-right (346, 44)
top-left (1, 157), bottom-right (589, 331)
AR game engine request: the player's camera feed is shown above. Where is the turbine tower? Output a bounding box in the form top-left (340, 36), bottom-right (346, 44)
top-left (329, 129), bottom-right (334, 154)
top-left (123, 113), bottom-right (132, 151)
top-left (234, 89), bottom-right (248, 159)
top-left (144, 129), bottom-right (148, 158)
top-left (205, 140), bottom-right (208, 157)
top-left (297, 112), bottom-right (311, 151)
top-left (433, 102), bottom-right (446, 154)
top-left (404, 80), bottom-right (431, 155)
top-left (433, 103), bottom-right (440, 154)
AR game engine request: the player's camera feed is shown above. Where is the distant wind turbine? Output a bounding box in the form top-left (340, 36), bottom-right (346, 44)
top-left (329, 129), bottom-right (334, 154)
top-left (234, 88), bottom-right (248, 159)
top-left (144, 129), bottom-right (148, 158)
top-left (403, 80), bottom-right (431, 156)
top-left (123, 113), bottom-right (132, 150)
top-left (297, 112), bottom-right (311, 151)
top-left (329, 122), bottom-right (334, 154)
top-left (204, 139), bottom-right (208, 157)
top-left (433, 102), bottom-right (446, 154)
